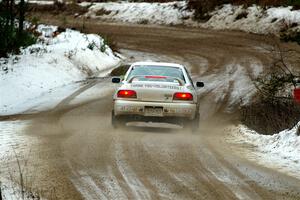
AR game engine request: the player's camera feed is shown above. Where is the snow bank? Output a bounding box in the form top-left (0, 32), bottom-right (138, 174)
top-left (0, 178), bottom-right (45, 200)
top-left (0, 119), bottom-right (44, 200)
top-left (195, 62), bottom-right (263, 117)
top-left (204, 4), bottom-right (300, 34)
top-left (199, 64), bottom-right (256, 108)
top-left (27, 0), bottom-right (54, 5)
top-left (0, 25), bottom-right (120, 116)
top-left (81, 1), bottom-right (300, 35)
top-left (81, 1), bottom-right (194, 25)
top-left (228, 123), bottom-right (300, 179)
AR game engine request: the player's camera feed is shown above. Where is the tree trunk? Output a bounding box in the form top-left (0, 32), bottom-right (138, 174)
top-left (10, 0), bottom-right (14, 28)
top-left (18, 0), bottom-right (25, 36)
top-left (5, 0), bottom-right (10, 27)
top-left (0, 183), bottom-right (2, 200)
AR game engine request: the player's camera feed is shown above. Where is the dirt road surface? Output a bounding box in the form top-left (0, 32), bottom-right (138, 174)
top-left (1, 20), bottom-right (300, 200)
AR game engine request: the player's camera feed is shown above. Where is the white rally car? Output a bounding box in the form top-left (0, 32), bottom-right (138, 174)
top-left (111, 62), bottom-right (204, 130)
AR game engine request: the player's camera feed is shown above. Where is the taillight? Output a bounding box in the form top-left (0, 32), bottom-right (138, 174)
top-left (173, 92), bottom-right (193, 101)
top-left (117, 90), bottom-right (137, 98)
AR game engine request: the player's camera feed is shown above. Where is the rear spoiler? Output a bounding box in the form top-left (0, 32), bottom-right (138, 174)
top-left (127, 75), bottom-right (185, 86)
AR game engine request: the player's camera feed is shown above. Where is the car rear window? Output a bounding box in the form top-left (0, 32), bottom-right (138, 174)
top-left (127, 65), bottom-right (185, 82)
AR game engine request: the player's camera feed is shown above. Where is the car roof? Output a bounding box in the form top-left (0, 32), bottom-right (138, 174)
top-left (131, 62), bottom-right (185, 70)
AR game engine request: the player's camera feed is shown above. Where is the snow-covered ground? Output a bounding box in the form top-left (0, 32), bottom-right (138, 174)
top-left (81, 1), bottom-right (300, 35)
top-left (0, 177), bottom-right (44, 200)
top-left (27, 1), bottom-right (300, 34)
top-left (81, 1), bottom-right (193, 25)
top-left (27, 0), bottom-right (53, 5)
top-left (196, 62), bottom-right (263, 116)
top-left (0, 25), bottom-right (121, 116)
top-left (203, 4), bottom-right (300, 34)
top-left (0, 119), bottom-right (44, 200)
top-left (227, 123), bottom-right (300, 179)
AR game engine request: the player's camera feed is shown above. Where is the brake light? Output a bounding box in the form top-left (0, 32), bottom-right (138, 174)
top-left (294, 88), bottom-right (300, 103)
top-left (145, 76), bottom-right (167, 79)
top-left (117, 90), bottom-right (137, 98)
top-left (173, 92), bottom-right (193, 101)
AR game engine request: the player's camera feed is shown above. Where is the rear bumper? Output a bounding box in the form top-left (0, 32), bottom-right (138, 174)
top-left (114, 99), bottom-right (197, 120)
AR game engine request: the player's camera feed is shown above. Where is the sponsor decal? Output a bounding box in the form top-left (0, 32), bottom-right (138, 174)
top-left (165, 108), bottom-right (192, 114)
top-left (131, 84), bottom-right (181, 90)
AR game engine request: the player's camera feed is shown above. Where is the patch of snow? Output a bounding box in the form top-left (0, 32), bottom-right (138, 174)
top-left (0, 178), bottom-right (46, 200)
top-left (66, 79), bottom-right (114, 106)
top-left (16, 82), bottom-right (82, 114)
top-left (0, 120), bottom-right (41, 198)
top-left (27, 0), bottom-right (54, 5)
top-left (0, 120), bottom-right (31, 155)
top-left (119, 49), bottom-right (180, 65)
top-left (81, 2), bottom-right (300, 35)
top-left (69, 166), bottom-right (127, 200)
top-left (268, 6), bottom-right (300, 25)
top-left (195, 147), bottom-right (261, 200)
top-left (0, 25), bottom-right (120, 116)
top-left (114, 141), bottom-right (151, 200)
top-left (228, 123), bottom-right (300, 179)
top-left (197, 62), bottom-right (262, 115)
top-left (82, 1), bottom-right (194, 25)
top-left (98, 166), bottom-right (127, 200)
top-left (70, 170), bottom-right (108, 200)
top-left (148, 177), bottom-right (178, 200)
top-left (203, 4), bottom-right (300, 34)
top-left (0, 119), bottom-right (46, 200)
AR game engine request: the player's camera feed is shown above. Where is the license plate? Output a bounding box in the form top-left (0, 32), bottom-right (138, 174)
top-left (145, 107), bottom-right (163, 117)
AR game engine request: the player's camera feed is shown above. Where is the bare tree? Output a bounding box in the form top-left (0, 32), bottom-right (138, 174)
top-left (0, 182), bottom-right (2, 200)
top-left (18, 0), bottom-right (25, 36)
top-left (241, 37), bottom-right (300, 135)
top-left (254, 38), bottom-right (300, 101)
top-left (1, 0), bottom-right (34, 57)
top-left (10, 0), bottom-right (14, 28)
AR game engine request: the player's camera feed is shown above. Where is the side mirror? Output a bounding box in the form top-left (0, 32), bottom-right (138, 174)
top-left (112, 77), bottom-right (121, 83)
top-left (196, 81), bottom-right (204, 88)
